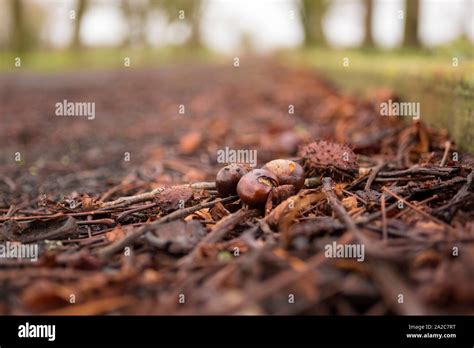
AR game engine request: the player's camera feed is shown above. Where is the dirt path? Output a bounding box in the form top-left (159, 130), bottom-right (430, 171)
top-left (0, 62), bottom-right (473, 314)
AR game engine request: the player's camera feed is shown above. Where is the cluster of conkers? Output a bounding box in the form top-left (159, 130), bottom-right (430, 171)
top-left (215, 159), bottom-right (305, 206)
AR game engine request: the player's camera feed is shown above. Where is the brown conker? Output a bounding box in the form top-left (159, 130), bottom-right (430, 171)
top-left (216, 163), bottom-right (250, 196)
top-left (262, 159), bottom-right (305, 190)
top-left (236, 169), bottom-right (279, 206)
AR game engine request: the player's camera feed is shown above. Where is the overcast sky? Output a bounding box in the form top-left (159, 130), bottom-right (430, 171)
top-left (39, 0), bottom-right (474, 52)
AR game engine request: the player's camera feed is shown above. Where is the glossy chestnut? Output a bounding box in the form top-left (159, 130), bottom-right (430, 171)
top-left (262, 159), bottom-right (305, 190)
top-left (236, 169), bottom-right (279, 206)
top-left (216, 163), bottom-right (250, 196)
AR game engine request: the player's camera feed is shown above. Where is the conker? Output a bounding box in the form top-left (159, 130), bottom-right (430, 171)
top-left (262, 159), bottom-right (305, 190)
top-left (236, 169), bottom-right (278, 206)
top-left (216, 163), bottom-right (250, 196)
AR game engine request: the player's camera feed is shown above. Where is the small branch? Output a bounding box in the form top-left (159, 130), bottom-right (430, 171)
top-left (178, 208), bottom-right (260, 267)
top-left (432, 171), bottom-right (473, 221)
top-left (187, 182), bottom-right (216, 190)
top-left (364, 160), bottom-right (385, 191)
top-left (380, 194), bottom-right (388, 242)
top-left (77, 218), bottom-right (116, 227)
top-left (322, 178), bottom-right (359, 233)
top-left (378, 167), bottom-right (457, 178)
top-left (25, 177), bottom-right (321, 219)
top-left (440, 141), bottom-right (451, 167)
top-left (100, 188), bottom-right (165, 209)
top-left (382, 187), bottom-right (455, 233)
top-left (97, 195), bottom-right (238, 259)
top-left (116, 202), bottom-right (158, 222)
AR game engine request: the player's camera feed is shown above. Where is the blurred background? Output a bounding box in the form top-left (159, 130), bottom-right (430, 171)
top-left (0, 0), bottom-right (473, 149)
top-left (0, 0), bottom-right (473, 53)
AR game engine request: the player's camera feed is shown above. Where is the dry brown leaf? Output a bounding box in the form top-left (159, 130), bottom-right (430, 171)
top-left (157, 186), bottom-right (193, 213)
top-left (265, 191), bottom-right (325, 231)
top-left (342, 196), bottom-right (358, 211)
top-left (105, 226), bottom-right (126, 242)
top-left (179, 131), bottom-right (202, 155)
top-left (185, 208), bottom-right (213, 221)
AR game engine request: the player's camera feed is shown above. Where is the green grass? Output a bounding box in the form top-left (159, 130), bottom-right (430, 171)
top-left (0, 46), bottom-right (217, 72)
top-left (280, 46), bottom-right (474, 152)
top-left (282, 45), bottom-right (473, 85)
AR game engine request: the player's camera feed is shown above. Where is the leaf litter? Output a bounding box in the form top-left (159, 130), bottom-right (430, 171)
top-left (0, 62), bottom-right (473, 315)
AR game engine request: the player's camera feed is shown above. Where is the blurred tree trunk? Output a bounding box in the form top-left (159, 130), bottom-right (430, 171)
top-left (187, 3), bottom-right (202, 48)
top-left (188, 16), bottom-right (201, 47)
top-left (10, 0), bottom-right (26, 52)
top-left (120, 0), bottom-right (132, 46)
top-left (403, 0), bottom-right (420, 47)
top-left (121, 0), bottom-right (148, 47)
top-left (159, 0), bottom-right (203, 48)
top-left (300, 0), bottom-right (327, 46)
top-left (71, 0), bottom-right (88, 49)
top-left (363, 0), bottom-right (374, 47)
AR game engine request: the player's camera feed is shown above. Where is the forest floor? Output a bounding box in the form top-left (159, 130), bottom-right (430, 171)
top-left (0, 61), bottom-right (473, 314)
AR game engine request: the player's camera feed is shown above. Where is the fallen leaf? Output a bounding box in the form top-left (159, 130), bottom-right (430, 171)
top-left (105, 226), bottom-right (126, 242)
top-left (179, 131), bottom-right (202, 155)
top-left (146, 219), bottom-right (206, 254)
top-left (157, 186), bottom-right (193, 213)
top-left (1, 215), bottom-right (77, 243)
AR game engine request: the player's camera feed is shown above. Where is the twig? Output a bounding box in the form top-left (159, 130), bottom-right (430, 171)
top-left (116, 202), bottom-right (158, 222)
top-left (187, 182), bottom-right (216, 190)
top-left (100, 188), bottom-right (165, 209)
top-left (393, 194), bottom-right (438, 219)
top-left (322, 178), bottom-right (359, 233)
top-left (178, 208), bottom-right (260, 267)
top-left (97, 195), bottom-right (237, 259)
top-left (432, 171), bottom-right (473, 221)
top-left (382, 187), bottom-right (455, 232)
top-left (375, 175), bottom-right (436, 182)
top-left (440, 141), bottom-right (451, 167)
top-left (342, 189), bottom-right (368, 205)
top-left (381, 194), bottom-right (388, 242)
top-left (378, 166), bottom-right (457, 178)
top-left (364, 160), bottom-right (385, 191)
top-left (77, 218), bottom-right (116, 227)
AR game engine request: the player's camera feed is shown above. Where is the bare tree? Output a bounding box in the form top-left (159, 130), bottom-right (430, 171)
top-left (403, 0), bottom-right (420, 47)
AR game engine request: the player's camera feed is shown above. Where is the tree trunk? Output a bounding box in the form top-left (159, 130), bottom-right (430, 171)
top-left (10, 0), bottom-right (26, 52)
top-left (71, 0), bottom-right (87, 49)
top-left (403, 0), bottom-right (420, 47)
top-left (300, 0), bottom-right (326, 47)
top-left (363, 0), bottom-right (374, 47)
top-left (188, 18), bottom-right (201, 47)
